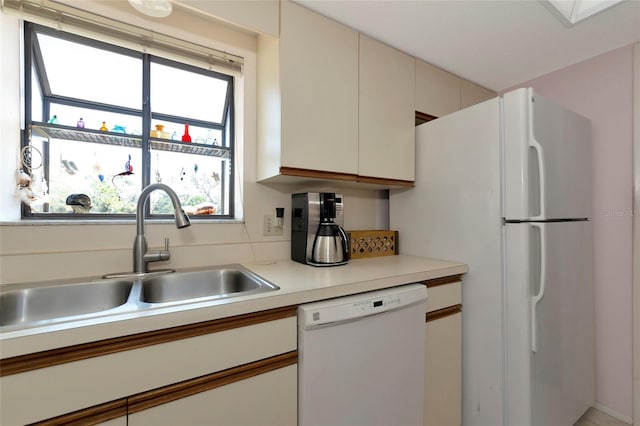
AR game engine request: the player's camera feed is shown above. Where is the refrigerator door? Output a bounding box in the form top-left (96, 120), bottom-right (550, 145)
top-left (504, 221), bottom-right (594, 426)
top-left (503, 88), bottom-right (592, 221)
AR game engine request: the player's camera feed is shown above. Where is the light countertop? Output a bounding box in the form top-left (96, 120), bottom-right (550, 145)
top-left (0, 255), bottom-right (466, 358)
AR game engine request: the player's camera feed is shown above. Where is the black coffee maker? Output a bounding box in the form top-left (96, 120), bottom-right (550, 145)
top-left (291, 192), bottom-right (349, 266)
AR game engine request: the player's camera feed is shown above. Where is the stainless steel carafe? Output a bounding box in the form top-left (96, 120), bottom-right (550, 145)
top-left (310, 193), bottom-right (349, 266)
top-left (311, 222), bottom-right (349, 265)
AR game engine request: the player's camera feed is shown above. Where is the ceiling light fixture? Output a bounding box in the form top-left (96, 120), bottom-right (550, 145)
top-left (128, 0), bottom-right (173, 18)
top-left (542, 0), bottom-right (625, 26)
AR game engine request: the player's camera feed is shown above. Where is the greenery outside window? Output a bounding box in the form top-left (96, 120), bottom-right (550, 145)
top-left (22, 23), bottom-right (235, 219)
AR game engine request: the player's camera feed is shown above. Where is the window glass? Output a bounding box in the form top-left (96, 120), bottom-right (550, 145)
top-left (150, 119), bottom-right (223, 145)
top-left (49, 104), bottom-right (142, 135)
top-left (149, 149), bottom-right (225, 216)
top-left (37, 33), bottom-right (142, 110)
top-left (23, 24), bottom-right (234, 219)
top-left (150, 61), bottom-right (228, 123)
top-left (31, 66), bottom-right (43, 122)
top-left (28, 135), bottom-right (142, 214)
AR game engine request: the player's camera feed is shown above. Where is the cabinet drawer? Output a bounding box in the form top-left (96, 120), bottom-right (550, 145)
top-left (128, 364), bottom-right (297, 426)
top-left (426, 281), bottom-right (461, 312)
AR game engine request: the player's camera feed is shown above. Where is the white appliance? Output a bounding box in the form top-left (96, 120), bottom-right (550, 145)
top-left (298, 284), bottom-right (427, 426)
top-left (390, 88), bottom-right (594, 426)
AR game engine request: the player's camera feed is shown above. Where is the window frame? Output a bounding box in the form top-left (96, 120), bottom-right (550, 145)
top-left (21, 22), bottom-right (235, 221)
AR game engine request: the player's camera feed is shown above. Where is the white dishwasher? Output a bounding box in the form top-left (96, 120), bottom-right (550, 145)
top-left (298, 284), bottom-right (427, 426)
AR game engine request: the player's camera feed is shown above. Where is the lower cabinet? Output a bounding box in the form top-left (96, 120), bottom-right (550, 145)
top-left (423, 278), bottom-right (462, 426)
top-left (0, 307), bottom-right (297, 426)
top-left (128, 363), bottom-right (297, 426)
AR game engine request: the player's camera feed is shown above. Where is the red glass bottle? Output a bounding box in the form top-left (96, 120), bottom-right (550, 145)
top-left (181, 124), bottom-right (192, 143)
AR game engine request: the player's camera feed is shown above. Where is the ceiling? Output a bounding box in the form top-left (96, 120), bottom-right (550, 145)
top-left (294, 0), bottom-right (640, 91)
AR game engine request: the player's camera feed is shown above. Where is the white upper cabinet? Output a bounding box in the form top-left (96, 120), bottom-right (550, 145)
top-left (415, 59), bottom-right (461, 118)
top-left (257, 0), bottom-right (359, 181)
top-left (358, 34), bottom-right (416, 182)
top-left (175, 0), bottom-right (279, 36)
top-left (279, 0), bottom-right (359, 175)
top-left (461, 79), bottom-right (495, 109)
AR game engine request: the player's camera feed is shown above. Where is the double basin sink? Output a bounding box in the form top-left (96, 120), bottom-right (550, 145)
top-left (0, 265), bottom-right (279, 331)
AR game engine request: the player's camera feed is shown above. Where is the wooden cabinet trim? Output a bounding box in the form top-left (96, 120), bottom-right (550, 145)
top-left (31, 399), bottom-right (127, 426)
top-left (420, 274), bottom-right (463, 288)
top-left (279, 167), bottom-right (415, 188)
top-left (356, 175), bottom-right (414, 188)
top-left (415, 111), bottom-right (438, 124)
top-left (426, 304), bottom-right (462, 322)
top-left (128, 350), bottom-right (298, 414)
top-left (1, 306), bottom-right (297, 377)
top-left (280, 166), bottom-right (358, 182)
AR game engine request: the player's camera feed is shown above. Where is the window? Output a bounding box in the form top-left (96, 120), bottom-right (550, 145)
top-left (22, 23), bottom-right (235, 219)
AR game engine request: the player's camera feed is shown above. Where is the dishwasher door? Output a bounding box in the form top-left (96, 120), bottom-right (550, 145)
top-left (298, 284), bottom-right (427, 426)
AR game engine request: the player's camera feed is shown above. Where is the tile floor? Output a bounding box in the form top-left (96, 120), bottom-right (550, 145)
top-left (575, 408), bottom-right (632, 426)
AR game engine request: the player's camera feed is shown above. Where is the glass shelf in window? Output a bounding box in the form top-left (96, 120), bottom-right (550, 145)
top-left (30, 122), bottom-right (230, 158)
top-left (31, 122), bottom-right (140, 147)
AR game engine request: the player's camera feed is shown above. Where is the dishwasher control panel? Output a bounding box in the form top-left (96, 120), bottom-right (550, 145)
top-left (298, 284), bottom-right (427, 328)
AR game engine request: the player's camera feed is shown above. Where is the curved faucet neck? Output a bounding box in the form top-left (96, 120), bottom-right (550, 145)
top-left (136, 183), bottom-right (183, 236)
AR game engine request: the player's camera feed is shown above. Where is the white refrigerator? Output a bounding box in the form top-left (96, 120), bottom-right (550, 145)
top-left (390, 88), bottom-right (595, 426)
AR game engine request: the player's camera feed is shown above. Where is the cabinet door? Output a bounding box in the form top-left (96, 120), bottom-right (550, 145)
top-left (359, 34), bottom-right (415, 182)
top-left (280, 0), bottom-right (359, 175)
top-left (425, 312), bottom-right (462, 426)
top-left (415, 59), bottom-right (461, 118)
top-left (460, 79), bottom-right (495, 109)
top-left (128, 364), bottom-right (297, 426)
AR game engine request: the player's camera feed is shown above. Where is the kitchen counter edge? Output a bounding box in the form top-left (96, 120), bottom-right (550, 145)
top-left (0, 255), bottom-right (467, 358)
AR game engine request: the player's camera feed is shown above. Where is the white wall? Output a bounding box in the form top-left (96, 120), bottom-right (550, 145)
top-left (0, 13), bottom-right (22, 222)
top-left (633, 42), bottom-right (639, 426)
top-left (0, 3), bottom-right (388, 285)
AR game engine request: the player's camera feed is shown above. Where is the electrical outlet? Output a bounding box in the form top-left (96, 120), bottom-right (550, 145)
top-left (263, 214), bottom-right (283, 236)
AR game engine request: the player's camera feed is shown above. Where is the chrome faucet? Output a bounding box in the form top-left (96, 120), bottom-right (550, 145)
top-left (133, 183), bottom-right (191, 273)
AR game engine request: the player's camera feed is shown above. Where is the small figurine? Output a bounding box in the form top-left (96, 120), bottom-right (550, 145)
top-left (181, 124), bottom-right (192, 143)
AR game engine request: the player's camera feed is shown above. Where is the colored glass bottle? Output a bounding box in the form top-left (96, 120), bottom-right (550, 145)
top-left (181, 124), bottom-right (192, 143)
top-left (100, 121), bottom-right (108, 131)
top-left (77, 118), bottom-right (85, 128)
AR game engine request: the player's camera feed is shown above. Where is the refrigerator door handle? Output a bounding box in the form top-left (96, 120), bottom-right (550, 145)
top-left (529, 137), bottom-right (547, 221)
top-left (531, 223), bottom-right (547, 353)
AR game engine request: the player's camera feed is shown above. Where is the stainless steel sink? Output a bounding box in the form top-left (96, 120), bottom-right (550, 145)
top-left (0, 280), bottom-right (134, 328)
top-left (139, 265), bottom-right (279, 304)
top-left (0, 266), bottom-right (279, 332)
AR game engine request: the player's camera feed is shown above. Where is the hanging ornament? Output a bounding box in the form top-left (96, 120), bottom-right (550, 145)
top-left (93, 157), bottom-right (105, 182)
top-left (124, 154), bottom-right (133, 173)
top-left (16, 145), bottom-right (48, 205)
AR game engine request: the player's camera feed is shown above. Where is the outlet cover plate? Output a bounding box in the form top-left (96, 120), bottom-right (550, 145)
top-left (263, 214), bottom-right (283, 236)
